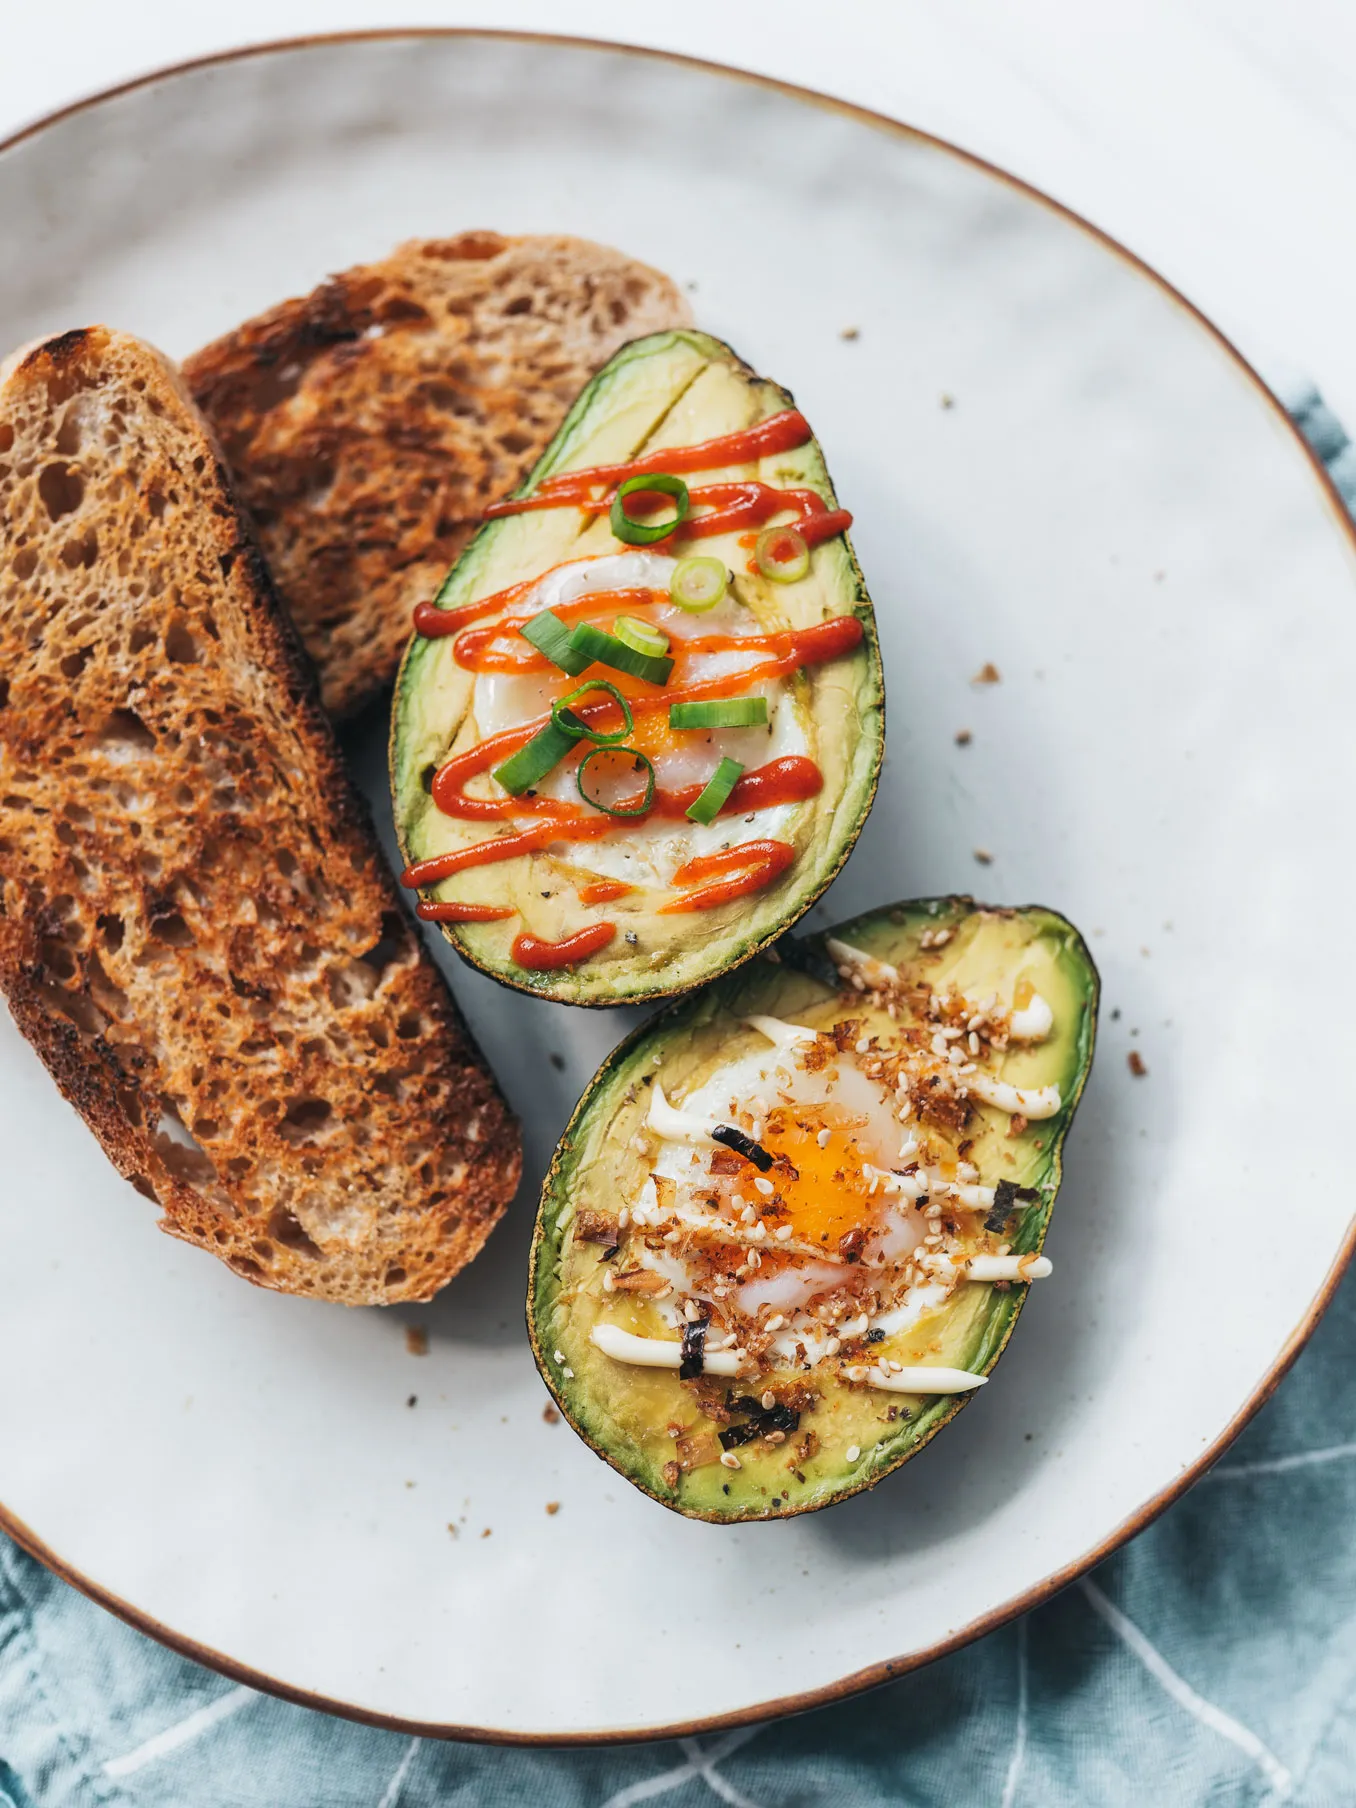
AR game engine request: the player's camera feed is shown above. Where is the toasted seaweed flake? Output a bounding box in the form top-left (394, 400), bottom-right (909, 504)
top-left (720, 1396), bottom-right (802, 1449)
top-left (679, 1314), bottom-right (709, 1380)
top-left (712, 1125), bottom-right (774, 1171)
top-left (984, 1178), bottom-right (1041, 1235)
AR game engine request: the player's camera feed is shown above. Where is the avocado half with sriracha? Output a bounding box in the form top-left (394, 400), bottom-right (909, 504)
top-left (529, 897), bottom-right (1098, 1522)
top-left (390, 329), bottom-right (883, 1005)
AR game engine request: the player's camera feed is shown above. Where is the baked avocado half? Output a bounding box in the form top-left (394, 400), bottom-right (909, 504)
top-left (529, 897), bottom-right (1098, 1521)
top-left (390, 329), bottom-right (882, 1005)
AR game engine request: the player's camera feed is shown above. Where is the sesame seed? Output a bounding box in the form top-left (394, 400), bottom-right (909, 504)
top-left (761, 1391), bottom-right (777, 1410)
top-left (748, 1250), bottom-right (762, 1269)
top-left (765, 1313), bottom-right (786, 1331)
top-left (720, 1451), bottom-right (742, 1470)
top-left (664, 1228), bottom-right (682, 1244)
top-left (817, 1127), bottom-right (832, 1148)
top-left (754, 1177), bottom-right (775, 1196)
top-left (824, 1337), bottom-right (841, 1356)
top-left (602, 1271), bottom-right (616, 1292)
top-left (618, 1207), bottom-right (630, 1229)
top-left (753, 1222), bottom-right (768, 1241)
top-left (775, 1225), bottom-right (794, 1241)
top-left (731, 1193), bottom-right (745, 1211)
top-left (847, 1445), bottom-right (861, 1462)
top-left (684, 1300), bottom-right (701, 1322)
top-left (562, 1366), bottom-right (574, 1379)
top-left (850, 973), bottom-right (865, 991)
top-left (969, 1032), bottom-right (980, 1054)
top-left (553, 1350), bottom-right (564, 1362)
top-left (855, 1036), bottom-right (870, 1054)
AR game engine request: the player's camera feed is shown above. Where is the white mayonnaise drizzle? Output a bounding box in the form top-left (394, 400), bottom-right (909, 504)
top-left (918, 1252), bottom-right (1053, 1282)
top-left (590, 1323), bottom-right (744, 1374)
top-left (825, 938), bottom-right (900, 987)
top-left (843, 1363), bottom-right (987, 1394)
top-left (742, 1014), bottom-right (818, 1050)
top-left (966, 1074), bottom-right (1063, 1119)
top-left (1010, 993), bottom-right (1055, 1041)
top-left (646, 1081), bottom-right (720, 1146)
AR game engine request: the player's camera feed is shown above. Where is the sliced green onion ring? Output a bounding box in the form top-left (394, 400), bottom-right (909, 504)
top-left (610, 472), bottom-right (689, 546)
top-left (754, 525), bottom-right (810, 584)
top-left (670, 556), bottom-right (729, 613)
top-left (685, 757), bottom-right (745, 824)
top-left (519, 608), bottom-right (592, 675)
top-left (613, 615), bottom-right (671, 659)
top-left (492, 719), bottom-right (576, 796)
top-left (577, 746), bottom-right (657, 818)
top-left (568, 620), bottom-right (674, 686)
top-left (669, 697), bottom-right (769, 731)
top-left (550, 680), bottom-right (634, 746)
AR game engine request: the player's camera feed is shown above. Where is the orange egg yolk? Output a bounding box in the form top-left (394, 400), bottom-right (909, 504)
top-left (759, 1107), bottom-right (885, 1252)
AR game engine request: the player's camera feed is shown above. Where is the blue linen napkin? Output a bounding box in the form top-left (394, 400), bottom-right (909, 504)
top-left (2, 382), bottom-right (1354, 1808)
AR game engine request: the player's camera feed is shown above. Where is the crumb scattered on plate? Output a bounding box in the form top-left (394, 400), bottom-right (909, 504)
top-left (971, 662), bottom-right (1001, 685)
top-left (542, 1404), bottom-right (560, 1424)
top-left (481, 1527), bottom-right (492, 1538)
top-left (405, 1325), bottom-right (428, 1357)
top-left (406, 1395), bottom-right (417, 1408)
top-left (955, 728), bottom-right (972, 746)
top-left (840, 326), bottom-right (859, 341)
top-left (1128, 1051), bottom-right (1148, 1077)
top-left (973, 847), bottom-right (993, 865)
top-left (546, 1501), bottom-right (560, 1516)
top-left (446, 1522), bottom-right (458, 1539)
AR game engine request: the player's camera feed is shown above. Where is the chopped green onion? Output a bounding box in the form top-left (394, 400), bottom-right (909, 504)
top-left (610, 472), bottom-right (689, 546)
top-left (569, 620), bottom-right (673, 686)
top-left (550, 680), bottom-right (634, 746)
top-left (669, 697), bottom-right (768, 731)
top-left (613, 615), bottom-right (671, 659)
top-left (685, 757), bottom-right (745, 824)
top-left (492, 719), bottom-right (576, 796)
top-left (670, 556), bottom-right (729, 613)
top-left (754, 525), bottom-right (810, 584)
top-left (519, 608), bottom-right (592, 675)
top-left (577, 746), bottom-right (656, 817)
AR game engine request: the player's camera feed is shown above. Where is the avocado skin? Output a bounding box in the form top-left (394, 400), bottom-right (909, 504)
top-left (528, 896), bottom-right (1100, 1523)
top-left (389, 328), bottom-right (884, 1007)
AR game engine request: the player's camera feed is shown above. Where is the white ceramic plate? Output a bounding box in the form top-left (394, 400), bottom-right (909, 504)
top-left (2, 31), bottom-right (1354, 1743)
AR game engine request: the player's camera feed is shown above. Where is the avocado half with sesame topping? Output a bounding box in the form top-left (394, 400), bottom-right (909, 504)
top-left (390, 329), bottom-right (882, 1005)
top-left (529, 896), bottom-right (1098, 1521)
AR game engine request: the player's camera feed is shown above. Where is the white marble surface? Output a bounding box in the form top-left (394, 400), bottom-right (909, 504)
top-left (1, 3), bottom-right (1354, 425)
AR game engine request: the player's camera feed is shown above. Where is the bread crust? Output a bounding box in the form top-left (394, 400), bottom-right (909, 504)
top-left (0, 326), bottom-right (520, 1304)
top-left (184, 232), bottom-right (692, 718)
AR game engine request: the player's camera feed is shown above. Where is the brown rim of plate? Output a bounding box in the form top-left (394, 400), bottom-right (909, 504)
top-left (3, 25), bottom-right (1354, 1749)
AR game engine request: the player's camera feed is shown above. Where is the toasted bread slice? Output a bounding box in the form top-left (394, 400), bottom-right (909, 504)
top-left (0, 326), bottom-right (520, 1305)
top-left (184, 232), bottom-right (692, 718)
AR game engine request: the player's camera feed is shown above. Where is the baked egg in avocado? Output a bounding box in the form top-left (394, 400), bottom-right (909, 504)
top-left (529, 897), bottom-right (1098, 1520)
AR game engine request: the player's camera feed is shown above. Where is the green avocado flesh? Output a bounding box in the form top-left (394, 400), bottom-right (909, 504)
top-left (529, 898), bottom-right (1098, 1522)
top-left (390, 329), bottom-right (883, 1005)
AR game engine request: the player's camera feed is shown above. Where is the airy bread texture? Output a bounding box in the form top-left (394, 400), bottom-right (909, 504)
top-left (185, 232), bottom-right (693, 718)
top-left (0, 327), bottom-right (520, 1305)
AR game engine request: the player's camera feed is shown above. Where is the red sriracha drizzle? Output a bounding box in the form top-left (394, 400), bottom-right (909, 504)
top-left (401, 409), bottom-right (863, 965)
